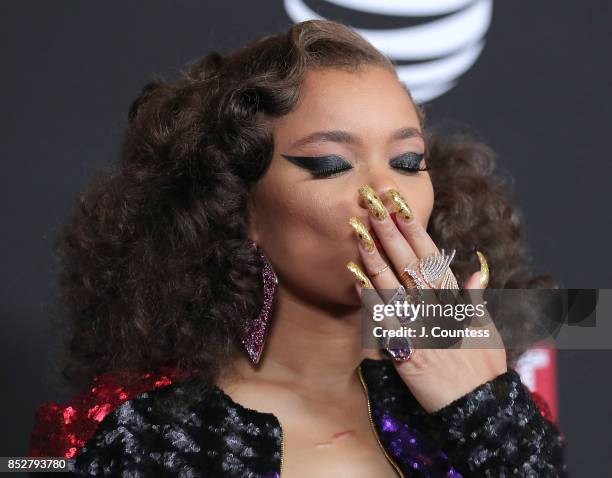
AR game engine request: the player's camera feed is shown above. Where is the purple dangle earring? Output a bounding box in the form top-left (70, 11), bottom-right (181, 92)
top-left (241, 239), bottom-right (278, 365)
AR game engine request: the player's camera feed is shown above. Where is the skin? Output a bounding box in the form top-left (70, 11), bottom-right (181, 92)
top-left (216, 65), bottom-right (507, 477)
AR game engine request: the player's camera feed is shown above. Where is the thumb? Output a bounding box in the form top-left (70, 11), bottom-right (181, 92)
top-left (465, 270), bottom-right (484, 290)
top-left (463, 250), bottom-right (489, 302)
top-left (466, 250), bottom-right (489, 288)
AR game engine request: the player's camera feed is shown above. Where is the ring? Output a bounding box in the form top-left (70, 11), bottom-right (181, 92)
top-left (439, 267), bottom-right (459, 290)
top-left (385, 285), bottom-right (416, 323)
top-left (400, 249), bottom-right (457, 290)
top-left (385, 284), bottom-right (408, 310)
top-left (418, 248), bottom-right (456, 288)
top-left (399, 267), bottom-right (427, 290)
top-left (382, 339), bottom-right (414, 362)
top-left (380, 285), bottom-right (415, 361)
top-left (370, 263), bottom-right (390, 278)
top-left (386, 284), bottom-right (407, 304)
top-left (399, 267), bottom-right (427, 304)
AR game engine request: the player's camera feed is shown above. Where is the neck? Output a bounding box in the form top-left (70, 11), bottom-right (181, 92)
top-left (226, 285), bottom-right (384, 393)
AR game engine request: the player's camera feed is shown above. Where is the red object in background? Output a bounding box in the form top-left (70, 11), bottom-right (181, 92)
top-left (28, 366), bottom-right (194, 459)
top-left (515, 343), bottom-right (558, 423)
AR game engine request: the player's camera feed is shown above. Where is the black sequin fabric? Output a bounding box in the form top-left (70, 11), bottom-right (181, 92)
top-left (359, 359), bottom-right (568, 477)
top-left (425, 368), bottom-right (568, 477)
top-left (69, 358), bottom-right (567, 477)
top-left (72, 381), bottom-right (282, 477)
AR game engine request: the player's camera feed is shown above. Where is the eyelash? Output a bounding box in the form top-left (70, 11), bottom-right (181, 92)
top-left (310, 153), bottom-right (429, 179)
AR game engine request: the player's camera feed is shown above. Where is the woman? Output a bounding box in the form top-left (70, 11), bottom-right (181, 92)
top-left (29, 19), bottom-right (567, 477)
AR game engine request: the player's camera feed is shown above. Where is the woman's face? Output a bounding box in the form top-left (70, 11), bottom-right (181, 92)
top-left (248, 65), bottom-right (434, 308)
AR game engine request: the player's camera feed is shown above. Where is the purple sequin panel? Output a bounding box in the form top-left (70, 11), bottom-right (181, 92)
top-left (375, 410), bottom-right (463, 477)
top-left (261, 472), bottom-right (280, 478)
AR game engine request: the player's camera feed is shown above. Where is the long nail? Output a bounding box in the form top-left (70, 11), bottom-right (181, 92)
top-left (386, 189), bottom-right (413, 222)
top-left (346, 261), bottom-right (374, 288)
top-left (348, 217), bottom-right (375, 252)
top-left (476, 250), bottom-right (489, 288)
top-left (358, 185), bottom-right (389, 221)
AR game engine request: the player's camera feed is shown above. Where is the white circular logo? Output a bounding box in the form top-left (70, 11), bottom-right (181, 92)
top-left (283, 0), bottom-right (493, 102)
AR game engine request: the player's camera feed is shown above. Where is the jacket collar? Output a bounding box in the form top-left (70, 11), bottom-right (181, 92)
top-left (32, 358), bottom-right (460, 477)
top-left (197, 357), bottom-right (461, 477)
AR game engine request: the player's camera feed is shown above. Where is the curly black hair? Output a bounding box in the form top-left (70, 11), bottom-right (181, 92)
top-left (48, 19), bottom-right (557, 394)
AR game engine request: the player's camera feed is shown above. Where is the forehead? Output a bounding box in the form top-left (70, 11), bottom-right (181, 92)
top-left (272, 66), bottom-right (421, 148)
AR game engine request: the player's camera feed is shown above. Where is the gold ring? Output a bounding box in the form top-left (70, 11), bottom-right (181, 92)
top-left (371, 264), bottom-right (390, 278)
top-left (399, 268), bottom-right (425, 289)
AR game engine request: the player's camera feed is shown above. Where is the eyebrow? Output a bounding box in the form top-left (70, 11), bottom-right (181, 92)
top-left (288, 127), bottom-right (423, 150)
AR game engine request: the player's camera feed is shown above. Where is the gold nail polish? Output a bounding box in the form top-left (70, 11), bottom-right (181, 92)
top-left (358, 185), bottom-right (389, 220)
top-left (348, 217), bottom-right (375, 252)
top-left (387, 189), bottom-right (413, 222)
top-left (476, 250), bottom-right (489, 288)
top-left (346, 261), bottom-right (374, 288)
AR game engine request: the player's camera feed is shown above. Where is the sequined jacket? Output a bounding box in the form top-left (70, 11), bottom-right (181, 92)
top-left (29, 358), bottom-right (567, 477)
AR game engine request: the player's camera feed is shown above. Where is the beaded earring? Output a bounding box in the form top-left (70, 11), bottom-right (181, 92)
top-left (241, 240), bottom-right (278, 364)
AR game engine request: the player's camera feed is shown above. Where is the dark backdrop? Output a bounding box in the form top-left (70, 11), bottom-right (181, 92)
top-left (1, 1), bottom-right (610, 475)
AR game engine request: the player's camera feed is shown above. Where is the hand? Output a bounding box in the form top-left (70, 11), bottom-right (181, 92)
top-left (347, 184), bottom-right (507, 413)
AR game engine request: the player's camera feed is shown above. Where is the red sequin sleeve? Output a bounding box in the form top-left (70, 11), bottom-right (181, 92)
top-left (529, 389), bottom-right (562, 433)
top-left (28, 366), bottom-right (194, 459)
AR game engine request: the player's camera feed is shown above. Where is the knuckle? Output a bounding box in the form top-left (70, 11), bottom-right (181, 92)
top-left (376, 221), bottom-right (398, 240)
top-left (401, 257), bottom-right (420, 273)
top-left (403, 219), bottom-right (426, 239)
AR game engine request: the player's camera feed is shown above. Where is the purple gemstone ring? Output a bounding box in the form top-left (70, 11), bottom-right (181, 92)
top-left (382, 336), bottom-right (414, 362)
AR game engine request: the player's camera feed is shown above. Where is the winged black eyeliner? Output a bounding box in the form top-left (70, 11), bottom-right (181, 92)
top-left (280, 152), bottom-right (426, 177)
top-left (280, 154), bottom-right (347, 170)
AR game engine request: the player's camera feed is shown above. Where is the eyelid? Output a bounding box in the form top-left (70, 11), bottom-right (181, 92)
top-left (281, 152), bottom-right (425, 175)
top-left (281, 152), bottom-right (423, 164)
top-left (280, 154), bottom-right (352, 171)
top-left (391, 151), bottom-right (423, 159)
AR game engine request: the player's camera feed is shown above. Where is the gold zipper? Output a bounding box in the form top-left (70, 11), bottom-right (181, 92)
top-left (279, 423), bottom-right (284, 477)
top-left (357, 365), bottom-right (405, 478)
top-left (277, 367), bottom-right (401, 477)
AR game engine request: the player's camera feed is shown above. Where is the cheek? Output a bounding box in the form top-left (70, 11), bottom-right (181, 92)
top-left (397, 173), bottom-right (434, 227)
top-left (254, 185), bottom-right (357, 302)
top-left (257, 187), bottom-right (344, 258)
top-left (417, 176), bottom-right (435, 226)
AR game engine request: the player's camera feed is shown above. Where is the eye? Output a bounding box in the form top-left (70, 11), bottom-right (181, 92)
top-left (280, 151), bottom-right (429, 180)
top-left (389, 152), bottom-right (429, 173)
top-left (280, 154), bottom-right (353, 179)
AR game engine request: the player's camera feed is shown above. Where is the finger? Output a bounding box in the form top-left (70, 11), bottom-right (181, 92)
top-left (462, 252), bottom-right (500, 342)
top-left (346, 261), bottom-right (384, 322)
top-left (352, 277), bottom-right (383, 314)
top-left (465, 270), bottom-right (484, 289)
top-left (386, 188), bottom-right (439, 260)
top-left (462, 271), bottom-right (486, 325)
top-left (346, 262), bottom-right (398, 334)
top-left (348, 216), bottom-right (401, 302)
top-left (358, 185), bottom-right (421, 282)
top-left (353, 279), bottom-right (412, 354)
